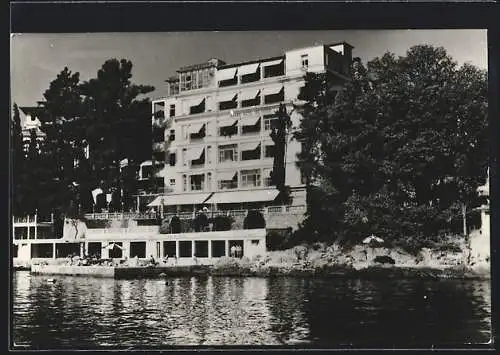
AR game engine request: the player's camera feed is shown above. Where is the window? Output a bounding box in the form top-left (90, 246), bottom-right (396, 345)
top-left (241, 144), bottom-right (261, 161)
top-left (241, 71), bottom-right (260, 84)
top-left (206, 146), bottom-right (212, 164)
top-left (189, 99), bottom-right (206, 115)
top-left (191, 150), bottom-right (205, 167)
top-left (241, 169), bottom-right (261, 188)
top-left (182, 174), bottom-right (187, 191)
top-left (241, 94), bottom-right (260, 108)
top-left (242, 118), bottom-right (261, 134)
top-left (190, 125), bottom-right (206, 140)
top-left (219, 144), bottom-right (238, 163)
top-left (169, 104), bottom-right (176, 117)
top-left (130, 242), bottom-right (146, 258)
top-left (265, 145), bottom-right (275, 158)
top-left (169, 179), bottom-right (176, 186)
top-left (219, 77), bottom-right (237, 87)
top-left (301, 54), bottom-right (309, 69)
top-left (169, 153), bottom-right (176, 166)
top-left (264, 62), bottom-right (285, 78)
top-left (264, 88), bottom-right (284, 104)
top-left (179, 241), bottom-right (192, 258)
top-left (263, 168), bottom-right (273, 186)
top-left (219, 124), bottom-right (238, 137)
top-left (219, 98), bottom-right (237, 111)
top-left (194, 241), bottom-right (209, 257)
top-left (169, 130), bottom-right (175, 141)
top-left (207, 172), bottom-right (212, 190)
top-left (190, 174), bottom-right (205, 191)
top-left (182, 148), bottom-right (188, 166)
top-left (264, 114), bottom-right (278, 131)
top-left (218, 174), bottom-right (238, 190)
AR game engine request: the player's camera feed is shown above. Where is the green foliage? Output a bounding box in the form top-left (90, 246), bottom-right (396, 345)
top-left (294, 45), bottom-right (488, 248)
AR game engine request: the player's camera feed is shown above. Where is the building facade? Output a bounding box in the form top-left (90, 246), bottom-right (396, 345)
top-left (141, 42), bottom-right (353, 213)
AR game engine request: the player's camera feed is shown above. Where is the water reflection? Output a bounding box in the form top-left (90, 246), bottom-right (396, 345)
top-left (12, 271), bottom-right (491, 349)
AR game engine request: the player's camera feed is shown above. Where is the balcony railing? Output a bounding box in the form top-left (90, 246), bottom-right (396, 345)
top-left (83, 205), bottom-right (306, 221)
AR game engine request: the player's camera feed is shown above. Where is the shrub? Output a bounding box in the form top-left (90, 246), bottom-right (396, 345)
top-left (243, 210), bottom-right (266, 229)
top-left (211, 215), bottom-right (234, 231)
top-left (170, 216), bottom-right (182, 233)
top-left (193, 213), bottom-right (209, 232)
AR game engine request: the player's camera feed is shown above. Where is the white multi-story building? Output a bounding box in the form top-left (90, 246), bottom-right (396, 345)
top-left (143, 42), bottom-right (354, 213)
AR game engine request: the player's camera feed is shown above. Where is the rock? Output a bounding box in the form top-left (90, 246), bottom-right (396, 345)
top-left (373, 255), bottom-right (396, 265)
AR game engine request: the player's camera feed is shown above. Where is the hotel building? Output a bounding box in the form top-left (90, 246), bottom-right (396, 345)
top-left (141, 42), bottom-right (354, 214)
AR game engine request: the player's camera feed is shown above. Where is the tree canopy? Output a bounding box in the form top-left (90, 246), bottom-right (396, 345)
top-left (294, 45), bottom-right (488, 248)
top-left (12, 59), bottom-right (155, 217)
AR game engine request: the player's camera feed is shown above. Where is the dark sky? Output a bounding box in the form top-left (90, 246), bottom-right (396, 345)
top-left (11, 30), bottom-right (487, 107)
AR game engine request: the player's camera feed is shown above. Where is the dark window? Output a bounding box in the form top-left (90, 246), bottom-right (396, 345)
top-left (242, 118), bottom-right (261, 134)
top-left (219, 77), bottom-right (237, 87)
top-left (109, 242), bottom-right (123, 258)
top-left (190, 125), bottom-right (206, 140)
top-left (241, 71), bottom-right (260, 84)
top-left (265, 145), bottom-right (275, 158)
top-left (169, 130), bottom-right (175, 141)
top-left (219, 124), bottom-right (238, 137)
top-left (55, 243), bottom-right (80, 258)
top-left (189, 99), bottom-right (206, 115)
top-left (164, 241), bottom-right (176, 257)
top-left (12, 244), bottom-right (18, 258)
top-left (130, 242), bottom-right (146, 258)
top-left (211, 240), bottom-right (226, 257)
top-left (264, 62), bottom-right (285, 78)
top-left (241, 96), bottom-right (260, 108)
top-left (169, 104), bottom-right (176, 117)
top-left (264, 88), bottom-right (284, 104)
top-left (241, 145), bottom-right (261, 161)
top-left (219, 99), bottom-right (237, 111)
top-left (191, 151), bottom-right (205, 168)
top-left (14, 227), bottom-right (27, 240)
top-left (169, 153), bottom-right (176, 166)
top-left (88, 242), bottom-right (102, 258)
top-left (31, 243), bottom-right (53, 258)
top-left (194, 241), bottom-right (209, 257)
top-left (179, 241), bottom-right (192, 257)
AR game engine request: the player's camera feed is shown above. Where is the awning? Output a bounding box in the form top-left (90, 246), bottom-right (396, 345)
top-left (147, 196), bottom-right (166, 207)
top-left (187, 123), bottom-right (205, 134)
top-left (239, 89), bottom-right (261, 101)
top-left (188, 97), bottom-right (205, 107)
top-left (216, 67), bottom-right (238, 81)
top-left (217, 92), bottom-right (237, 102)
top-left (238, 63), bottom-right (260, 76)
top-left (241, 116), bottom-right (261, 126)
top-left (149, 193), bottom-right (212, 206)
top-left (240, 141), bottom-right (261, 151)
top-left (218, 118), bottom-right (238, 127)
top-left (206, 189), bottom-right (279, 204)
top-left (186, 146), bottom-right (205, 160)
top-left (140, 160), bottom-right (153, 167)
top-left (262, 59), bottom-right (284, 67)
top-left (217, 171), bottom-right (237, 181)
top-left (263, 85), bottom-right (284, 96)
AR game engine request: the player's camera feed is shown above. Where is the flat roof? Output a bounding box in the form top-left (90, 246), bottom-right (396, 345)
top-left (218, 55), bottom-right (285, 70)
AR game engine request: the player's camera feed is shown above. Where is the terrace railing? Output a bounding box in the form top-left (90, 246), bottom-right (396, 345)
top-left (83, 205), bottom-right (306, 221)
